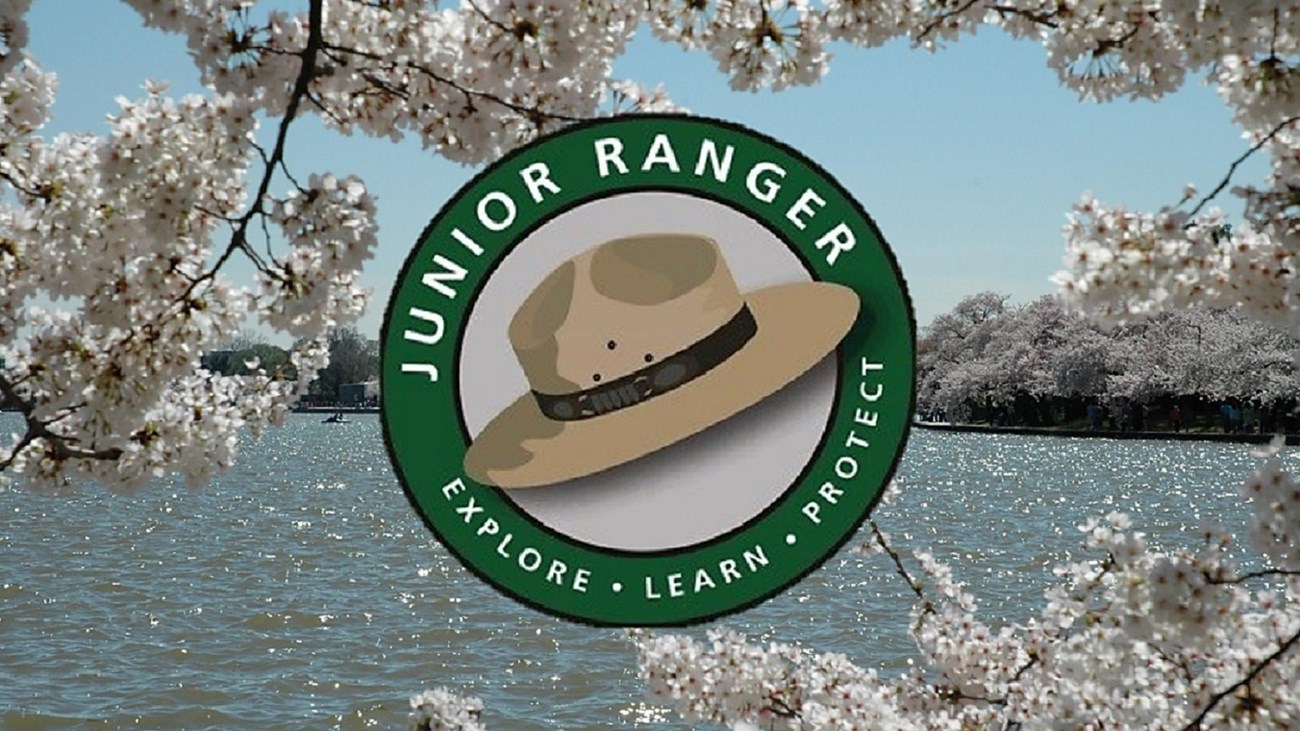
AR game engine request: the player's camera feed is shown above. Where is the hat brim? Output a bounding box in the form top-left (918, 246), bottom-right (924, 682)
top-left (462, 282), bottom-right (859, 489)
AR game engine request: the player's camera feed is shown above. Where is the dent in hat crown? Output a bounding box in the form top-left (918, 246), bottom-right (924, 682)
top-left (507, 234), bottom-right (745, 396)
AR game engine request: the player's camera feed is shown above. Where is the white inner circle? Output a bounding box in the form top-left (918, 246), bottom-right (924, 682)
top-left (457, 192), bottom-right (837, 552)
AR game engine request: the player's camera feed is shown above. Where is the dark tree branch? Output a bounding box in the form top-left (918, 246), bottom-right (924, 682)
top-left (0, 373), bottom-right (124, 474)
top-left (465, 0), bottom-right (511, 33)
top-left (870, 518), bottom-right (929, 606)
top-left (916, 0), bottom-right (982, 42)
top-left (177, 0), bottom-right (326, 304)
top-left (1187, 115), bottom-right (1300, 220)
top-left (320, 42), bottom-right (584, 124)
top-left (1206, 567), bottom-right (1300, 585)
top-left (0, 167), bottom-right (47, 199)
top-left (987, 5), bottom-right (1060, 29)
top-left (1180, 626), bottom-right (1300, 730)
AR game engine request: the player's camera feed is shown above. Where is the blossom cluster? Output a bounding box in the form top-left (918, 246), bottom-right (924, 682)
top-left (2, 2), bottom-right (1299, 727)
top-left (0, 4), bottom-right (1291, 498)
top-left (0, 0), bottom-right (697, 493)
top-left (408, 686), bottom-right (486, 731)
top-left (632, 465), bottom-right (1300, 729)
top-left (919, 292), bottom-right (1299, 419)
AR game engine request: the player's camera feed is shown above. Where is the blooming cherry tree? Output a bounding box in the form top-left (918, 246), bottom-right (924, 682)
top-left (3, 1), bottom-right (1300, 729)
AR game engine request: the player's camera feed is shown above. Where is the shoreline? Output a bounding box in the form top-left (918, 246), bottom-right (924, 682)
top-left (913, 421), bottom-right (1300, 446)
top-left (293, 406), bottom-right (380, 414)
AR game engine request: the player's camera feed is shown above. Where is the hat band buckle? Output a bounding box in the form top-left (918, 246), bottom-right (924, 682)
top-left (532, 304), bottom-right (758, 422)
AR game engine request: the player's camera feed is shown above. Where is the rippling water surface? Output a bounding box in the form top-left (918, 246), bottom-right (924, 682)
top-left (0, 414), bottom-right (1281, 729)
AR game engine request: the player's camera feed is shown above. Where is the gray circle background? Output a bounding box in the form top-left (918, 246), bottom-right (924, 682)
top-left (458, 192), bottom-right (836, 551)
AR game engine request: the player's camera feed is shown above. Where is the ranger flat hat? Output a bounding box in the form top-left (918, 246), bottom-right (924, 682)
top-left (463, 233), bottom-right (859, 488)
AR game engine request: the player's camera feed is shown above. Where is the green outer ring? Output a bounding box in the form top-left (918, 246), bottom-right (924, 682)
top-left (380, 115), bottom-right (916, 626)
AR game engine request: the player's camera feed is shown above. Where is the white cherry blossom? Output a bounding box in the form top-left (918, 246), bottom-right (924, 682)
top-left (3, 2), bottom-right (1300, 729)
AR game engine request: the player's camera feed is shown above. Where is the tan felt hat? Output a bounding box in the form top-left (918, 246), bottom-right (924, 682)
top-left (463, 233), bottom-right (859, 488)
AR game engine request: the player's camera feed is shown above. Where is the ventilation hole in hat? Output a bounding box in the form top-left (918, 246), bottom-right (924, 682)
top-left (607, 340), bottom-right (617, 350)
top-left (644, 353), bottom-right (654, 363)
top-left (592, 373), bottom-right (602, 383)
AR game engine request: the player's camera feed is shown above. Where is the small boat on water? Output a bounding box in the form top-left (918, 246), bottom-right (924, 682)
top-left (322, 412), bottom-right (350, 424)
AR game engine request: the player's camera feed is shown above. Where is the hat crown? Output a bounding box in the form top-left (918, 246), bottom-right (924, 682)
top-left (508, 234), bottom-right (745, 394)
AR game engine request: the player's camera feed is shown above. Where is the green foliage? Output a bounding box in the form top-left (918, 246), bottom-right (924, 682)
top-left (303, 327), bottom-right (379, 400)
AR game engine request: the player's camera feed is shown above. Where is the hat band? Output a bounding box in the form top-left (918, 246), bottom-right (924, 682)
top-left (532, 304), bottom-right (758, 421)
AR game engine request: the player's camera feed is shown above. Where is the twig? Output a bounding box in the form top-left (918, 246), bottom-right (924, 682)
top-left (1205, 567), bottom-right (1300, 585)
top-left (176, 0), bottom-right (327, 304)
top-left (1180, 625), bottom-right (1300, 730)
top-left (1187, 115), bottom-right (1300, 220)
top-left (869, 518), bottom-right (927, 605)
top-left (0, 167), bottom-right (48, 199)
top-left (465, 0), bottom-right (511, 33)
top-left (321, 42), bottom-right (584, 123)
top-left (916, 0), bottom-right (982, 42)
top-left (987, 5), bottom-right (1059, 29)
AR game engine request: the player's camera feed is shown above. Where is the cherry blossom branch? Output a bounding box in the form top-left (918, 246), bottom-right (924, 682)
top-left (915, 0), bottom-right (981, 42)
top-left (1186, 115), bottom-right (1300, 220)
top-left (869, 518), bottom-right (930, 608)
top-left (0, 166), bottom-right (46, 199)
top-left (1180, 625), bottom-right (1300, 731)
top-left (318, 42), bottom-right (586, 125)
top-left (177, 0), bottom-right (326, 305)
top-left (986, 5), bottom-right (1060, 29)
top-left (1205, 567), bottom-right (1300, 585)
top-left (464, 0), bottom-right (511, 34)
top-left (0, 373), bottom-right (123, 473)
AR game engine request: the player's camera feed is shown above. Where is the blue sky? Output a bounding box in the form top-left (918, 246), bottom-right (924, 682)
top-left (22, 1), bottom-right (1264, 338)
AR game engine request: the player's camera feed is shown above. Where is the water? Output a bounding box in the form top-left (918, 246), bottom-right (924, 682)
top-left (0, 414), bottom-right (1280, 729)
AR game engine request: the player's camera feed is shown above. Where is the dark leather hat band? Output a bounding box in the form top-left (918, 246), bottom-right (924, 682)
top-left (532, 304), bottom-right (758, 422)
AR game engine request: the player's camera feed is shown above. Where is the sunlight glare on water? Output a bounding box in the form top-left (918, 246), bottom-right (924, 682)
top-left (0, 415), bottom-right (1280, 729)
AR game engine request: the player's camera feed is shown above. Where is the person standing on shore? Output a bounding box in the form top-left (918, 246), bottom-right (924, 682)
top-left (1169, 404), bottom-right (1182, 433)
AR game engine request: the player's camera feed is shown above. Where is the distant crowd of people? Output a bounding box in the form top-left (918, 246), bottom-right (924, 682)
top-left (295, 396), bottom-right (379, 410)
top-left (917, 398), bottom-right (1292, 435)
top-left (1084, 400), bottom-right (1270, 434)
top-left (1218, 401), bottom-right (1264, 434)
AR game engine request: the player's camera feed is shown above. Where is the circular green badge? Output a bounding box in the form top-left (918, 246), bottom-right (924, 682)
top-left (381, 115), bottom-right (914, 626)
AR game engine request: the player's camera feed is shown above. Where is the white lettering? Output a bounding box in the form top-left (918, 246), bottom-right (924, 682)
top-left (835, 456), bottom-right (858, 480)
top-left (719, 559), bottom-right (742, 584)
top-left (401, 363), bottom-right (439, 382)
top-left (694, 568), bottom-right (717, 593)
top-left (476, 518), bottom-right (499, 537)
top-left (476, 191), bottom-right (517, 232)
top-left (403, 307), bottom-right (444, 346)
top-left (786, 188), bottom-right (825, 230)
top-left (641, 133), bottom-right (681, 173)
top-left (742, 545), bottom-right (769, 573)
top-left (801, 501), bottom-right (821, 524)
top-left (451, 227), bottom-right (483, 256)
top-left (693, 139), bottom-right (734, 182)
top-left (745, 161), bottom-right (785, 204)
top-left (818, 481), bottom-right (844, 504)
top-left (594, 137), bottom-right (628, 177)
top-left (519, 162), bottom-right (561, 204)
top-left (854, 408), bottom-right (879, 427)
top-left (518, 547), bottom-right (543, 572)
top-left (667, 572), bottom-right (685, 597)
top-left (421, 255), bottom-right (467, 299)
top-left (814, 222), bottom-right (856, 265)
top-left (441, 478), bottom-right (466, 500)
top-left (455, 497), bottom-right (484, 523)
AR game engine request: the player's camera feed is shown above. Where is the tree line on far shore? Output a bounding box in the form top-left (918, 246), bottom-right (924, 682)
top-left (201, 327), bottom-right (378, 404)
top-left (918, 292), bottom-right (1299, 432)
